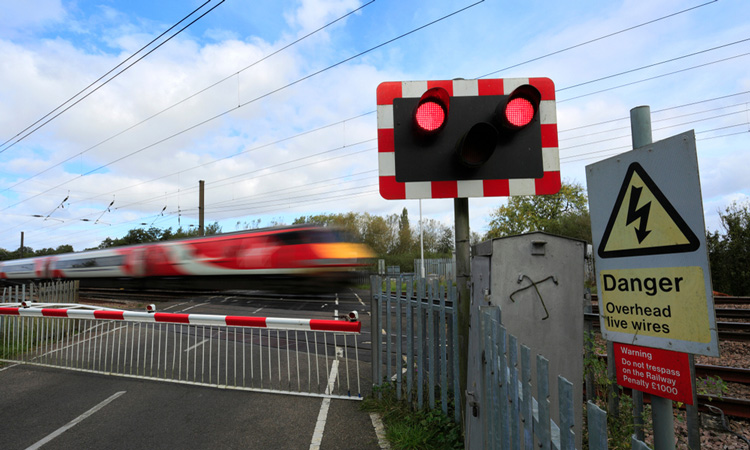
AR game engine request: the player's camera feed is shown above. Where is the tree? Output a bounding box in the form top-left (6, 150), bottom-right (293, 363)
top-left (485, 180), bottom-right (591, 243)
top-left (395, 208), bottom-right (414, 254)
top-left (362, 214), bottom-right (392, 255)
top-left (707, 201), bottom-right (750, 295)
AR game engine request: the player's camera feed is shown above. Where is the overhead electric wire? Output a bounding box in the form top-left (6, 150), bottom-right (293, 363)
top-left (560, 90), bottom-right (750, 133)
top-left (77, 112), bottom-right (375, 204)
top-left (560, 109), bottom-right (749, 148)
top-left (0, 1), bottom-right (481, 212)
top-left (558, 51), bottom-right (750, 103)
top-left (0, 1), bottom-right (376, 195)
top-left (476, 0), bottom-right (718, 79)
top-left (0, 0), bottom-right (213, 151)
top-left (560, 106), bottom-right (749, 142)
top-left (0, 0), bottom-right (226, 155)
top-left (561, 124), bottom-right (750, 164)
top-left (109, 143), bottom-right (377, 212)
top-left (557, 37), bottom-right (750, 93)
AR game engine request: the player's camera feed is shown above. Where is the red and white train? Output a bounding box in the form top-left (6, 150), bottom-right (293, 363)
top-left (0, 225), bottom-right (374, 291)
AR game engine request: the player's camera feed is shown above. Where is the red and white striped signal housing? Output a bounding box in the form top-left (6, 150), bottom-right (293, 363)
top-left (377, 78), bottom-right (560, 199)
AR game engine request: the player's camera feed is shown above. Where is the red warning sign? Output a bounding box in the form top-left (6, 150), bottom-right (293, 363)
top-left (614, 343), bottom-right (692, 404)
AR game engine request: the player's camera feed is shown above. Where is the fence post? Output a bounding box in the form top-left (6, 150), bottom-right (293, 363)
top-left (370, 275), bottom-right (382, 394)
top-left (587, 401), bottom-right (608, 450)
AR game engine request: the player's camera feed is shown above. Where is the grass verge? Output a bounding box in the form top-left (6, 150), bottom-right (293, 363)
top-left (360, 383), bottom-right (463, 450)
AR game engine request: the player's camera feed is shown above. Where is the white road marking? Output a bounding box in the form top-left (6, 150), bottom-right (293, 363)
top-left (370, 412), bottom-right (391, 449)
top-left (353, 291), bottom-right (366, 307)
top-left (0, 363), bottom-right (20, 372)
top-left (252, 308), bottom-right (263, 314)
top-left (25, 391), bottom-right (126, 450)
top-left (309, 359), bottom-right (340, 450)
top-left (185, 339), bottom-right (209, 352)
top-left (180, 303), bottom-right (204, 312)
top-left (163, 302), bottom-right (187, 311)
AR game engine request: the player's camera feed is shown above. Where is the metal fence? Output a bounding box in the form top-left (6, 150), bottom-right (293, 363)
top-left (413, 257), bottom-right (456, 282)
top-left (370, 275), bottom-right (461, 422)
top-left (476, 305), bottom-right (652, 450)
top-left (2, 281), bottom-right (79, 303)
top-left (371, 276), bottom-right (652, 450)
top-left (0, 303), bottom-right (362, 400)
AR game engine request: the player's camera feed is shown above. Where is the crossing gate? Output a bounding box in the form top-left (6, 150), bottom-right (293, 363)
top-left (0, 302), bottom-right (362, 400)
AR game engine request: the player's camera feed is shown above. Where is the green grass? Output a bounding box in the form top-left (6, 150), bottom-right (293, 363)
top-left (361, 383), bottom-right (463, 450)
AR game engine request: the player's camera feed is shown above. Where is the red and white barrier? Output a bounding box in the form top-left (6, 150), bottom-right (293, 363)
top-left (0, 307), bottom-right (361, 333)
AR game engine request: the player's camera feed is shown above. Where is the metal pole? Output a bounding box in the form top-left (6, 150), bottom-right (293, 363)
top-left (630, 105), bottom-right (675, 450)
top-left (454, 197), bottom-right (470, 428)
top-left (420, 200), bottom-right (425, 278)
top-left (199, 180), bottom-right (205, 236)
top-left (686, 355), bottom-right (700, 449)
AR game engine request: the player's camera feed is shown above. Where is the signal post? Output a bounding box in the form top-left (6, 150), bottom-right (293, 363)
top-left (376, 77), bottom-right (560, 428)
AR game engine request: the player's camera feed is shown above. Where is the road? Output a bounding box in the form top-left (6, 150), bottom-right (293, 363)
top-left (0, 287), bottom-right (386, 449)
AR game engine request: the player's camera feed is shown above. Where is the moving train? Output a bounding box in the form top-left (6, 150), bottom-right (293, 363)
top-left (0, 225), bottom-right (374, 292)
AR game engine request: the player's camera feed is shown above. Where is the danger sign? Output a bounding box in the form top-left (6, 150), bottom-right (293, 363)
top-left (615, 343), bottom-right (692, 404)
top-left (587, 130), bottom-right (719, 356)
top-left (600, 266), bottom-right (711, 342)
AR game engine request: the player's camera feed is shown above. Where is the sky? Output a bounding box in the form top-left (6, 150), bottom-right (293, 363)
top-left (0, 0), bottom-right (748, 252)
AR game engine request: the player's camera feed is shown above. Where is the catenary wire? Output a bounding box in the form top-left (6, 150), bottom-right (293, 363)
top-left (476, 0), bottom-right (718, 79)
top-left (0, 1), bottom-right (226, 154)
top-left (0, 1), bottom-right (375, 194)
top-left (0, 1), bottom-right (483, 212)
top-left (0, 0), bottom-right (213, 151)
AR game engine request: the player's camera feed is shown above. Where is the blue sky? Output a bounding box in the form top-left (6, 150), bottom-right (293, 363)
top-left (0, 0), bottom-right (748, 252)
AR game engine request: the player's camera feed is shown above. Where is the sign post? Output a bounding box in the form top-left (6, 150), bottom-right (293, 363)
top-left (587, 106), bottom-right (719, 450)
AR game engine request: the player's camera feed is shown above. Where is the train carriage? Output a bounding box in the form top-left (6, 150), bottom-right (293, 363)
top-left (0, 225), bottom-right (373, 292)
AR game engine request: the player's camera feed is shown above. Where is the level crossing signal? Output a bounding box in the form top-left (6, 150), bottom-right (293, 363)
top-left (377, 78), bottom-right (560, 199)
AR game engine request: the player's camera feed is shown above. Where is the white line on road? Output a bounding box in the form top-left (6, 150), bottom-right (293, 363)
top-left (180, 303), bottom-right (204, 312)
top-left (309, 359), bottom-right (340, 450)
top-left (352, 290), bottom-right (366, 307)
top-left (163, 302), bottom-right (187, 311)
top-left (26, 391), bottom-right (126, 450)
top-left (185, 339), bottom-right (209, 352)
top-left (370, 412), bottom-right (391, 449)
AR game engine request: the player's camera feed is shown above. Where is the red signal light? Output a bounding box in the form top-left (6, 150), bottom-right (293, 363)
top-left (413, 87), bottom-right (450, 135)
top-left (415, 101), bottom-right (446, 131)
top-left (505, 97), bottom-right (535, 127)
top-left (498, 85), bottom-right (541, 130)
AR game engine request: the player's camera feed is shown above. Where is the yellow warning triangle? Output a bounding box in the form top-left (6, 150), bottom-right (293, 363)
top-left (598, 162), bottom-right (699, 258)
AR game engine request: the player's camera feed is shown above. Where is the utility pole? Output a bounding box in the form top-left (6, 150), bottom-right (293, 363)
top-left (199, 180), bottom-right (205, 236)
top-left (20, 232), bottom-right (24, 258)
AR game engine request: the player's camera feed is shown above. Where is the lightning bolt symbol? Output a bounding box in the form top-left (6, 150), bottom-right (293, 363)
top-left (626, 186), bottom-right (651, 244)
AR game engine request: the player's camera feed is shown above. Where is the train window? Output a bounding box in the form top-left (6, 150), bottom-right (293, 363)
top-left (56, 255), bottom-right (124, 269)
top-left (275, 228), bottom-right (356, 245)
top-left (3, 263), bottom-right (35, 273)
top-left (276, 231), bottom-right (305, 245)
